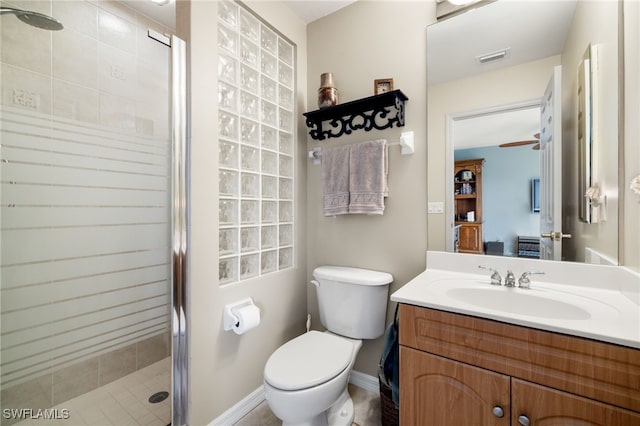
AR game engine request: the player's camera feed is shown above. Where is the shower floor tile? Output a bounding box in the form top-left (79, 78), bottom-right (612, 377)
top-left (14, 358), bottom-right (171, 426)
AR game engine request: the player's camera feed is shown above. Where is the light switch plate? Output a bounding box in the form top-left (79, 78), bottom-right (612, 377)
top-left (428, 202), bottom-right (444, 214)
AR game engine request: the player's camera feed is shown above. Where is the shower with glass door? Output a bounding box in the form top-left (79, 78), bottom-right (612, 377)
top-left (0, 1), bottom-right (186, 424)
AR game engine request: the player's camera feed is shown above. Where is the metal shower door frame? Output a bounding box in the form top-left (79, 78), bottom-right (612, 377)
top-left (171, 34), bottom-right (189, 426)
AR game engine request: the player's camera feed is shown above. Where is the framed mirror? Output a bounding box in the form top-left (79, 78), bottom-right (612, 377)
top-left (427, 0), bottom-right (620, 264)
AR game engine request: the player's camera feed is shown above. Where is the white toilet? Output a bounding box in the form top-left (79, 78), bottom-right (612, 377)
top-left (263, 265), bottom-right (393, 426)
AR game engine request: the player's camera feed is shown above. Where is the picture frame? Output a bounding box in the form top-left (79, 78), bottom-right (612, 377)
top-left (374, 78), bottom-right (394, 95)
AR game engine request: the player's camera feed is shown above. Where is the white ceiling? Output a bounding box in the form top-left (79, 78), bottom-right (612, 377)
top-left (455, 106), bottom-right (540, 150)
top-left (121, 0), bottom-right (357, 30)
top-left (428, 0), bottom-right (577, 85)
top-left (282, 0), bottom-right (357, 24)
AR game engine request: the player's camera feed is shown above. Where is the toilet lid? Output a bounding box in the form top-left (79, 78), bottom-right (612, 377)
top-left (264, 331), bottom-right (353, 391)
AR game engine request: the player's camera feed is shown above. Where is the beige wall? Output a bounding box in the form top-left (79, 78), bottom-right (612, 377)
top-left (306, 1), bottom-right (434, 376)
top-left (177, 0), bottom-right (308, 422)
top-left (561, 0), bottom-right (619, 263)
top-left (623, 0), bottom-right (640, 272)
top-left (427, 56), bottom-right (562, 251)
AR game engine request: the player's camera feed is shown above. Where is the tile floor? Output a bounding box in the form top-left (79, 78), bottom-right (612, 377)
top-left (9, 361), bottom-right (382, 426)
top-left (234, 384), bottom-right (382, 426)
top-left (12, 358), bottom-right (171, 426)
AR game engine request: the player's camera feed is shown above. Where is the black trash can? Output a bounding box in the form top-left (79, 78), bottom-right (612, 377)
top-left (378, 305), bottom-right (399, 426)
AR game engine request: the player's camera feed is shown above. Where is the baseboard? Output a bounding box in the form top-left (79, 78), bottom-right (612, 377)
top-left (208, 370), bottom-right (378, 425)
top-left (349, 370), bottom-right (379, 394)
top-left (209, 385), bottom-right (265, 426)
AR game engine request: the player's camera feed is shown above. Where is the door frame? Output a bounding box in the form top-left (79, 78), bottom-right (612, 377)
top-left (444, 99), bottom-right (542, 253)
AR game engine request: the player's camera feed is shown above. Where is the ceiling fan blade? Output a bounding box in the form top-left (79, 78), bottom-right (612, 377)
top-left (499, 140), bottom-right (538, 148)
top-left (532, 143), bottom-right (540, 151)
top-left (534, 132), bottom-right (540, 139)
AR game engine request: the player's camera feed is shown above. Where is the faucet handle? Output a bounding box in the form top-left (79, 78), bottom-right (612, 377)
top-left (478, 265), bottom-right (502, 285)
top-left (518, 271), bottom-right (545, 289)
top-left (504, 270), bottom-right (516, 287)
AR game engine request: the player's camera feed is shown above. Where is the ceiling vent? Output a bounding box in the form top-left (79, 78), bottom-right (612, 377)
top-left (477, 48), bottom-right (511, 64)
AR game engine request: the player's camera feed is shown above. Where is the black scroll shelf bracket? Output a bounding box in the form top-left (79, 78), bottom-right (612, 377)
top-left (303, 90), bottom-right (408, 141)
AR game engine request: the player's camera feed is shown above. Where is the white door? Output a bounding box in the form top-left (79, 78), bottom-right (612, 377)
top-left (539, 66), bottom-right (569, 260)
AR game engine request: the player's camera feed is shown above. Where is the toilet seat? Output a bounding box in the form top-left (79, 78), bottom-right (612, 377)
top-left (264, 331), bottom-right (353, 391)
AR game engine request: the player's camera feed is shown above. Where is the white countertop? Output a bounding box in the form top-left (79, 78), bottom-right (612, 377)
top-left (391, 252), bottom-right (640, 349)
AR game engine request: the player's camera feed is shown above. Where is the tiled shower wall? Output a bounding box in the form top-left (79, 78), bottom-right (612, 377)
top-left (0, 0), bottom-right (172, 420)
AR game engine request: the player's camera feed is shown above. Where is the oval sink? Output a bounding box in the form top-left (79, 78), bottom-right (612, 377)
top-left (445, 287), bottom-right (591, 320)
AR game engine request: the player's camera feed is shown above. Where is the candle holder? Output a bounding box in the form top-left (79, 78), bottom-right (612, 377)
top-left (318, 72), bottom-right (338, 109)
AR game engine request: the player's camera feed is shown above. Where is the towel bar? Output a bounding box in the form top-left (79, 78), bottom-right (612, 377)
top-left (308, 132), bottom-right (414, 164)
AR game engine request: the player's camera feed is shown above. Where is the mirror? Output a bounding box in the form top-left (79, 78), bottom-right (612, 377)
top-left (427, 0), bottom-right (620, 264)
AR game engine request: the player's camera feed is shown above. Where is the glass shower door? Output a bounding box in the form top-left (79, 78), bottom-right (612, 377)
top-left (1, 1), bottom-right (174, 425)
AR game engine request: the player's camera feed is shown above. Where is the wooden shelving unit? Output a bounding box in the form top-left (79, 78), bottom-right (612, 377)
top-left (454, 158), bottom-right (484, 254)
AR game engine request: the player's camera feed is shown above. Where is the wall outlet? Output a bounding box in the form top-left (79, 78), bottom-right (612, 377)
top-left (428, 202), bottom-right (444, 214)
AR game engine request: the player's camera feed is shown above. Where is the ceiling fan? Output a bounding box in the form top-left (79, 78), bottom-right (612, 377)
top-left (499, 132), bottom-right (540, 150)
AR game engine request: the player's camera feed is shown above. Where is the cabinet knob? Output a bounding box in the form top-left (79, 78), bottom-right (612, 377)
top-left (492, 406), bottom-right (504, 418)
top-left (518, 415), bottom-right (531, 426)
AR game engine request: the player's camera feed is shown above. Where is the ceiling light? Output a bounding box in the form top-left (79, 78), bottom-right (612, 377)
top-left (150, 0), bottom-right (172, 5)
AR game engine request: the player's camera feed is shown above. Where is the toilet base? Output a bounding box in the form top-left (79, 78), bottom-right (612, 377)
top-left (326, 389), bottom-right (354, 426)
top-left (281, 388), bottom-right (354, 426)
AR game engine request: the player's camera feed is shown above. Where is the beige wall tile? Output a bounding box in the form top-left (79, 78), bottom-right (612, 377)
top-left (52, 0), bottom-right (98, 39)
top-left (99, 344), bottom-right (136, 385)
top-left (1, 14), bottom-right (52, 76)
top-left (98, 9), bottom-right (136, 55)
top-left (53, 78), bottom-right (99, 124)
top-left (1, 63), bottom-right (52, 114)
top-left (52, 358), bottom-right (99, 405)
top-left (98, 42), bottom-right (137, 97)
top-left (136, 25), bottom-right (171, 69)
top-left (136, 333), bottom-right (169, 370)
top-left (2, 0), bottom-right (51, 16)
top-left (98, 91), bottom-right (136, 132)
top-left (53, 29), bottom-right (98, 90)
top-left (97, 0), bottom-right (138, 25)
top-left (135, 59), bottom-right (169, 139)
top-left (0, 374), bottom-right (53, 425)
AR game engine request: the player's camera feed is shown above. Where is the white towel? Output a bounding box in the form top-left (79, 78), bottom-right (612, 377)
top-left (348, 139), bottom-right (388, 215)
top-left (321, 144), bottom-right (351, 216)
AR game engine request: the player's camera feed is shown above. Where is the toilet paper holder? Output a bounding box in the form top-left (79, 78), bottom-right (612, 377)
top-left (223, 297), bottom-right (257, 331)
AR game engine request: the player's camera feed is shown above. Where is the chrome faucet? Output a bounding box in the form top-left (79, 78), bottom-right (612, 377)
top-left (518, 271), bottom-right (545, 289)
top-left (478, 265), bottom-right (502, 285)
top-left (504, 270), bottom-right (516, 287)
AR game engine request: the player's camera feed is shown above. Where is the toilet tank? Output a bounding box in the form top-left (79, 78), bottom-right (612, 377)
top-left (312, 266), bottom-right (393, 339)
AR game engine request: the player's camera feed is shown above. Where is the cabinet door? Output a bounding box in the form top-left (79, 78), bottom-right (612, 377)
top-left (458, 224), bottom-right (482, 253)
top-left (512, 379), bottom-right (640, 426)
top-left (400, 346), bottom-right (510, 425)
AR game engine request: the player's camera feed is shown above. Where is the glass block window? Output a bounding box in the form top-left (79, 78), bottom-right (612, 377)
top-left (217, 0), bottom-right (295, 285)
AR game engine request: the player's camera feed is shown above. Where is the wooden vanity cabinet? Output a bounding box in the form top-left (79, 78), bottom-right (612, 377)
top-left (399, 304), bottom-right (640, 426)
top-left (401, 346), bottom-right (510, 425)
top-left (511, 379), bottom-right (640, 426)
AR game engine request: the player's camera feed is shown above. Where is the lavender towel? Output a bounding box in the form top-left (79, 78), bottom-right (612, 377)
top-left (321, 144), bottom-right (351, 216)
top-left (348, 139), bottom-right (388, 215)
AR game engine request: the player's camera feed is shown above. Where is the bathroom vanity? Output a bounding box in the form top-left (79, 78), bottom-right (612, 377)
top-left (399, 304), bottom-right (640, 425)
top-left (391, 252), bottom-right (640, 425)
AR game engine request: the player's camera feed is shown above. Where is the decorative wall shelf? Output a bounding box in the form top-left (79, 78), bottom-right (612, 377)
top-left (303, 90), bottom-right (408, 141)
